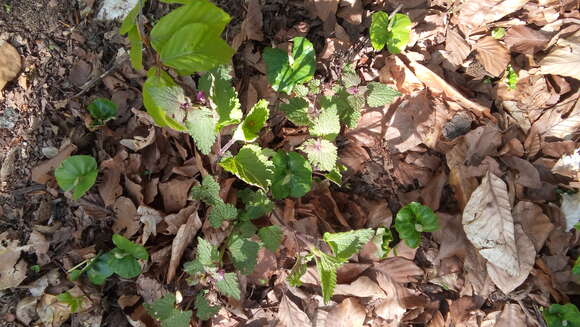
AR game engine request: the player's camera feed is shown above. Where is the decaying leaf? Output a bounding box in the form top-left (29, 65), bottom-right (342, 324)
top-left (462, 171), bottom-right (519, 276)
top-left (0, 233), bottom-right (29, 290)
top-left (504, 25), bottom-right (550, 54)
top-left (513, 201), bottom-right (553, 252)
top-left (138, 205), bottom-right (163, 244)
top-left (278, 295), bottom-right (311, 327)
top-left (158, 178), bottom-right (194, 213)
top-left (113, 197), bottom-right (140, 238)
top-left (552, 148), bottom-right (580, 181)
top-left (457, 0), bottom-right (528, 35)
top-left (464, 125), bottom-right (502, 166)
top-left (120, 126), bottom-right (156, 152)
top-left (167, 210), bottom-right (202, 282)
top-left (474, 36), bottom-right (511, 77)
top-left (445, 29), bottom-right (471, 66)
top-left (31, 144), bottom-right (77, 184)
top-left (326, 298), bottom-right (366, 327)
top-left (561, 192), bottom-right (580, 231)
top-left (501, 156), bottom-right (542, 189)
top-left (495, 303), bottom-right (529, 327)
top-left (0, 41), bottom-right (22, 91)
top-left (333, 276), bottom-right (387, 298)
top-left (540, 30), bottom-right (580, 80)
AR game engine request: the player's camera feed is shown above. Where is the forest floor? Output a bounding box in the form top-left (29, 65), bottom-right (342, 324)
top-left (0, 0), bottom-right (579, 326)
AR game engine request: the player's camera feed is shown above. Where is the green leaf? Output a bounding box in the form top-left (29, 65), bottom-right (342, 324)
top-left (150, 0), bottom-right (230, 51)
top-left (271, 151), bottom-right (312, 200)
top-left (505, 64), bottom-right (518, 90)
top-left (142, 67), bottom-right (187, 131)
top-left (112, 234), bottom-right (149, 260)
top-left (492, 27), bottom-right (506, 39)
top-left (287, 255), bottom-right (311, 287)
top-left (215, 272), bottom-right (241, 300)
top-left (183, 259), bottom-right (205, 276)
top-left (159, 22), bottom-right (235, 75)
top-left (341, 64), bottom-right (361, 89)
top-left (56, 292), bottom-right (84, 313)
top-left (370, 11), bottom-right (390, 51)
top-left (258, 226), bottom-right (283, 252)
top-left (366, 82), bottom-right (401, 107)
top-left (161, 310), bottom-right (193, 327)
top-left (190, 175), bottom-right (222, 205)
top-left (320, 88), bottom-right (362, 128)
top-left (263, 37), bottom-right (316, 94)
top-left (87, 98), bottom-right (117, 124)
top-left (55, 155), bottom-right (98, 200)
top-left (228, 235), bottom-right (259, 275)
top-left (322, 229), bottom-right (374, 261)
top-left (279, 97), bottom-right (311, 127)
top-left (195, 293), bottom-right (219, 321)
top-left (573, 257), bottom-right (580, 276)
top-left (543, 303), bottom-right (580, 327)
top-left (219, 144), bottom-right (274, 190)
top-left (185, 107), bottom-right (218, 155)
top-left (308, 79), bottom-right (321, 94)
top-left (372, 227), bottom-right (394, 259)
top-left (119, 1), bottom-right (143, 35)
top-left (293, 84), bottom-right (309, 97)
top-left (145, 293), bottom-right (193, 327)
top-left (233, 99), bottom-right (269, 142)
top-left (395, 202), bottom-right (439, 248)
top-left (299, 139), bottom-right (337, 172)
top-left (311, 104), bottom-right (340, 140)
top-left (237, 221), bottom-right (258, 238)
top-left (370, 12), bottom-right (412, 54)
top-left (324, 163), bottom-right (346, 186)
top-left (238, 189), bottom-right (273, 221)
top-left (208, 202), bottom-right (238, 228)
top-left (198, 65), bottom-right (242, 130)
top-left (108, 256), bottom-right (142, 279)
top-left (196, 237), bottom-right (220, 267)
top-left (86, 253), bottom-right (114, 285)
top-left (127, 28), bottom-right (144, 71)
top-left (312, 249), bottom-right (341, 304)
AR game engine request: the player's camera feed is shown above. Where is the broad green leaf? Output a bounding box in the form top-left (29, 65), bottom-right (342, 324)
top-left (320, 88), bottom-right (361, 128)
top-left (127, 28), bottom-right (144, 71)
top-left (107, 253), bottom-right (142, 279)
top-left (370, 11), bottom-right (390, 51)
top-left (263, 37), bottom-right (316, 94)
top-left (271, 151), bottom-right (312, 199)
top-left (299, 139), bottom-right (337, 172)
top-left (505, 64), bottom-right (518, 90)
top-left (233, 99), bottom-right (269, 142)
top-left (86, 253), bottom-right (114, 285)
top-left (161, 310), bottom-right (192, 327)
top-left (143, 67), bottom-right (187, 131)
top-left (195, 293), bottom-right (219, 320)
top-left (215, 272), bottom-right (241, 300)
top-left (119, 1), bottom-right (143, 35)
top-left (185, 107), bottom-right (218, 155)
top-left (144, 294), bottom-right (176, 321)
top-left (55, 155), bottom-right (98, 200)
top-left (395, 202), bottom-right (439, 248)
top-left (312, 249), bottom-right (341, 304)
top-left (322, 229), bottom-right (374, 261)
top-left (219, 144), bottom-right (274, 190)
top-left (159, 22), bottom-right (234, 75)
top-left (228, 235), bottom-right (259, 275)
top-left (279, 97), bottom-right (311, 127)
top-left (308, 78), bottom-right (321, 94)
top-left (366, 82), bottom-right (401, 107)
top-left (287, 255), bottom-right (310, 287)
top-left (386, 13), bottom-right (412, 54)
top-left (341, 64), bottom-right (361, 89)
top-left (198, 65), bottom-right (242, 130)
top-left (112, 234), bottom-right (149, 260)
top-left (237, 221), bottom-right (258, 238)
top-left (87, 98), bottom-right (118, 124)
top-left (150, 0), bottom-right (230, 51)
top-left (258, 226), bottom-right (283, 252)
top-left (196, 237), bottom-right (220, 267)
top-left (238, 189), bottom-right (273, 221)
top-left (208, 202), bottom-right (238, 228)
top-left (190, 175), bottom-right (222, 205)
top-left (56, 292), bottom-right (84, 313)
top-left (183, 259), bottom-right (205, 276)
top-left (492, 27), bottom-right (506, 39)
top-left (324, 163), bottom-right (346, 186)
top-left (311, 105), bottom-right (340, 140)
top-left (543, 303), bottom-right (580, 327)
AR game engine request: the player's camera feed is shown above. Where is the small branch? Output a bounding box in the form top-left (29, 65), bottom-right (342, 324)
top-left (214, 137), bottom-right (237, 164)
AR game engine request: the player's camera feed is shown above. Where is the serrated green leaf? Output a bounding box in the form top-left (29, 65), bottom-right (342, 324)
top-left (299, 139), bottom-right (337, 172)
top-left (238, 189), bottom-right (273, 221)
top-left (87, 98), bottom-right (118, 125)
top-left (112, 234), bottom-right (149, 260)
top-left (143, 67), bottom-right (187, 131)
top-left (293, 84), bottom-right (309, 97)
top-left (395, 202), bottom-right (439, 248)
top-left (263, 37), bottom-right (316, 94)
top-left (228, 235), bottom-right (259, 275)
top-left (119, 1), bottom-right (143, 35)
top-left (128, 28), bottom-right (144, 71)
top-left (341, 64), bottom-right (361, 89)
top-left (215, 272), bottom-right (241, 300)
top-left (308, 78), bottom-right (321, 94)
top-left (198, 65), bottom-right (242, 130)
top-left (208, 202), bottom-right (238, 228)
top-left (56, 292), bottom-right (84, 313)
top-left (543, 303), bottom-right (580, 327)
top-left (161, 310), bottom-right (192, 327)
top-left (183, 259), bottom-right (205, 276)
top-left (219, 144), bottom-right (274, 190)
top-left (324, 163), bottom-right (346, 186)
top-left (195, 293), bottom-right (219, 321)
top-left (320, 88), bottom-right (362, 128)
top-left (144, 294), bottom-right (176, 321)
top-left (272, 151), bottom-right (312, 200)
top-left (190, 175), bottom-right (222, 205)
top-left (196, 237), bottom-right (220, 267)
top-left (366, 82), bottom-right (400, 108)
top-left (233, 99), bottom-right (269, 142)
top-left (311, 104), bottom-right (340, 140)
top-left (279, 97), bottom-right (311, 127)
top-left (312, 249), bottom-right (341, 304)
top-left (287, 255), bottom-right (311, 287)
top-left (237, 221), bottom-right (258, 238)
top-left (55, 155), bottom-right (98, 200)
top-left (258, 226), bottom-right (283, 252)
top-left (370, 12), bottom-right (412, 54)
top-left (185, 107), bottom-right (218, 155)
top-left (322, 229), bottom-right (374, 261)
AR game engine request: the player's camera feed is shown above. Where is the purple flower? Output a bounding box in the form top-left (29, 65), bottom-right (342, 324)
top-left (195, 91), bottom-right (207, 105)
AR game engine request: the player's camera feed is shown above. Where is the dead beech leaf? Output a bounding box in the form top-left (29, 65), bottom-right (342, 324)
top-left (540, 30), bottom-right (580, 80)
top-left (337, 0), bottom-right (363, 25)
top-left (433, 214), bottom-right (469, 262)
top-left (534, 90), bottom-right (580, 139)
top-left (334, 276), bottom-right (386, 298)
top-left (167, 210), bottom-right (202, 283)
top-left (486, 225), bottom-right (535, 294)
top-left (462, 171), bottom-right (519, 277)
top-left (0, 41), bottom-right (22, 90)
top-left (421, 170), bottom-right (447, 211)
top-left (373, 257), bottom-right (423, 283)
top-left (474, 36), bottom-right (510, 77)
top-left (113, 197), bottom-right (140, 238)
top-left (120, 127), bottom-right (156, 152)
top-left (16, 297), bottom-right (38, 325)
top-left (278, 295), bottom-right (311, 327)
top-left (504, 25), bottom-right (550, 54)
top-left (373, 272), bottom-right (407, 325)
top-left (464, 125), bottom-right (502, 166)
top-left (457, 0), bottom-right (527, 35)
top-left (314, 0), bottom-right (339, 34)
top-left (326, 298), bottom-right (366, 327)
top-left (552, 148), bottom-right (580, 181)
top-left (0, 234), bottom-right (29, 290)
top-left (380, 55), bottom-right (424, 94)
top-left (242, 0), bottom-right (263, 41)
top-left (445, 29), bottom-right (471, 66)
top-left (561, 192), bottom-right (580, 231)
top-left (28, 231), bottom-right (50, 265)
top-left (159, 178), bottom-right (194, 213)
top-left (31, 144), bottom-right (77, 184)
top-left (164, 205), bottom-right (197, 235)
top-left (138, 205), bottom-right (163, 244)
top-left (501, 156), bottom-right (542, 189)
top-left (248, 247), bottom-right (277, 285)
top-left (98, 156), bottom-right (124, 207)
top-left (513, 201), bottom-right (553, 252)
top-left (495, 303), bottom-right (528, 327)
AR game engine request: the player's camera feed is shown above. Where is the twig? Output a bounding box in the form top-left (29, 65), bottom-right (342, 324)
top-left (388, 4), bottom-right (404, 30)
top-left (214, 137), bottom-right (237, 164)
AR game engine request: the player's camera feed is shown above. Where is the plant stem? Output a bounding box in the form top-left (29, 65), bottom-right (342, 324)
top-left (214, 137), bottom-right (237, 164)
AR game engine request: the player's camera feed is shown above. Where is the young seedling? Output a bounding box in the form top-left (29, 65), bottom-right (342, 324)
top-left (87, 97), bottom-right (117, 127)
top-left (55, 155), bottom-right (98, 200)
top-left (370, 10), bottom-right (412, 53)
top-left (492, 27), bottom-right (506, 39)
top-left (543, 303), bottom-right (580, 327)
top-left (394, 202), bottom-right (440, 248)
top-left (504, 64), bottom-right (518, 90)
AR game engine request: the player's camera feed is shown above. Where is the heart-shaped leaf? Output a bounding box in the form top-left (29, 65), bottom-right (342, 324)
top-left (55, 155), bottom-right (98, 200)
top-left (271, 151), bottom-right (312, 200)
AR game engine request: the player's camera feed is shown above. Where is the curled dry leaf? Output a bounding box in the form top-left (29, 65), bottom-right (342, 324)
top-left (560, 192), bottom-right (580, 231)
top-left (28, 231), bottom-right (50, 265)
top-left (373, 272), bottom-right (407, 326)
top-left (113, 197), bottom-right (140, 238)
top-left (98, 155), bottom-right (124, 207)
top-left (334, 276), bottom-right (387, 298)
top-left (120, 126), bottom-right (156, 152)
top-left (462, 171), bottom-right (519, 277)
top-left (534, 90), bottom-right (580, 140)
top-left (0, 41), bottom-right (22, 91)
top-left (31, 144), bottom-right (77, 184)
top-left (337, 0), bottom-right (363, 25)
top-left (373, 257), bottom-right (423, 283)
top-left (278, 295), bottom-right (311, 327)
top-left (138, 205), bottom-right (163, 244)
top-left (513, 201), bottom-right (553, 252)
top-left (164, 205), bottom-right (196, 235)
top-left (504, 25), bottom-right (550, 54)
top-left (326, 298), bottom-right (366, 327)
top-left (167, 210), bottom-right (202, 283)
top-left (501, 156), bottom-right (542, 189)
top-left (494, 303), bottom-right (529, 327)
top-left (16, 297), bottom-right (38, 325)
top-left (445, 29), bottom-right (471, 66)
top-left (474, 36), bottom-right (511, 77)
top-left (540, 30), bottom-right (580, 80)
top-left (464, 125), bottom-right (502, 166)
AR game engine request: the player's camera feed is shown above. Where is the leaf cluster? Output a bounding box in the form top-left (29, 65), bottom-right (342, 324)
top-left (144, 293), bottom-right (193, 327)
top-left (394, 202), bottom-right (440, 248)
top-left (56, 292), bottom-right (84, 313)
top-left (370, 11), bottom-right (412, 54)
top-left (543, 303), bottom-right (580, 327)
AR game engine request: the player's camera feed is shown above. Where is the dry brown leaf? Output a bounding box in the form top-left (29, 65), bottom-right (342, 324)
top-left (486, 225), bottom-right (535, 294)
top-left (112, 197), bottom-right (140, 238)
top-left (421, 170), bottom-right (447, 211)
top-left (540, 30), bottom-right (580, 80)
top-left (326, 298), bottom-right (366, 327)
top-left (334, 276), bottom-right (386, 298)
top-left (167, 210), bottom-right (202, 283)
top-left (494, 303), bottom-right (529, 327)
top-left (474, 36), bottom-right (511, 77)
top-left (513, 201), bottom-right (554, 251)
top-left (380, 55), bottom-right (424, 94)
top-left (504, 25), bottom-right (550, 54)
top-left (138, 205), bottom-right (163, 244)
top-left (373, 257), bottom-right (423, 283)
top-left (120, 126), bottom-right (156, 152)
top-left (28, 231), bottom-right (50, 265)
top-left (561, 192), bottom-right (580, 231)
top-left (433, 214), bottom-right (469, 262)
top-left (464, 125), bottom-right (502, 166)
top-left (336, 263), bottom-right (372, 283)
top-left (374, 272), bottom-right (407, 325)
top-left (501, 156), bottom-right (542, 189)
top-left (313, 0), bottom-right (339, 34)
top-left (534, 90), bottom-right (579, 139)
top-left (248, 247), bottom-right (277, 285)
top-left (278, 295), bottom-right (311, 327)
top-left (448, 296), bottom-right (483, 325)
top-left (462, 171), bottom-right (519, 276)
top-left (337, 0), bottom-right (363, 25)
top-left (552, 148), bottom-right (580, 181)
top-left (31, 144), bottom-right (77, 184)
top-left (136, 275), bottom-right (168, 303)
top-left (98, 155), bottom-right (124, 207)
top-left (445, 29), bottom-right (471, 66)
top-left (164, 205), bottom-right (196, 235)
top-left (499, 138), bottom-right (524, 157)
top-left (0, 41), bottom-right (22, 91)
top-left (457, 0), bottom-right (528, 35)
top-left (0, 233), bottom-right (29, 290)
top-left (16, 297), bottom-right (37, 325)
top-left (242, 0), bottom-right (263, 42)
top-left (159, 178), bottom-right (194, 213)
